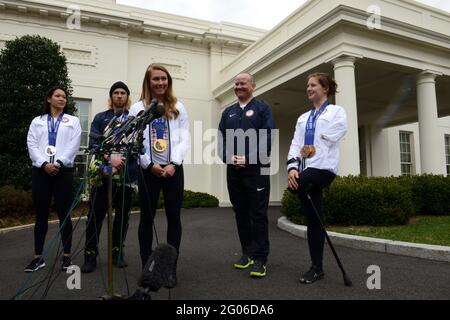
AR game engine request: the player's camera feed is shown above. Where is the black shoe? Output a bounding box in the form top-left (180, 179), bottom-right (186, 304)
top-left (24, 257), bottom-right (45, 272)
top-left (113, 248), bottom-right (128, 268)
top-left (299, 266), bottom-right (324, 284)
top-left (249, 260), bottom-right (267, 277)
top-left (81, 251), bottom-right (97, 273)
top-left (61, 256), bottom-right (72, 271)
top-left (233, 255), bottom-right (254, 269)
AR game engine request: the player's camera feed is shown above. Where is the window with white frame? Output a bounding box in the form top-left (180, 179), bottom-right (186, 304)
top-left (399, 131), bottom-right (414, 176)
top-left (73, 99), bottom-right (91, 185)
top-left (445, 135), bottom-right (450, 176)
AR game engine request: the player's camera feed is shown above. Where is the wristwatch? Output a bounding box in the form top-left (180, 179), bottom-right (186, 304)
top-left (170, 161), bottom-right (181, 168)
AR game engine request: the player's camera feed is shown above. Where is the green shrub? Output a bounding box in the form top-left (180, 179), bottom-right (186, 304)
top-left (182, 190), bottom-right (219, 209)
top-left (407, 175), bottom-right (450, 216)
top-left (0, 35), bottom-right (75, 190)
top-left (131, 189), bottom-right (219, 210)
top-left (280, 189), bottom-right (306, 225)
top-left (281, 176), bottom-right (414, 226)
top-left (0, 186), bottom-right (33, 219)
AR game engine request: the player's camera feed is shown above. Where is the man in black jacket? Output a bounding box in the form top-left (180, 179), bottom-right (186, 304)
top-left (218, 73), bottom-right (275, 278)
top-left (81, 81), bottom-right (138, 273)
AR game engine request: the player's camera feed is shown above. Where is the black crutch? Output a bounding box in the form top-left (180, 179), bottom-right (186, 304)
top-left (305, 188), bottom-right (352, 287)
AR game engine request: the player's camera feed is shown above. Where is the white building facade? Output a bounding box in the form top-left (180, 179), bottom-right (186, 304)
top-left (1, 0), bottom-right (449, 205)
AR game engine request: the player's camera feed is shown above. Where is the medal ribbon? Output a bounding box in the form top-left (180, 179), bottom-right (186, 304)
top-left (304, 100), bottom-right (328, 146)
top-left (47, 113), bottom-right (64, 146)
top-left (152, 117), bottom-right (165, 140)
top-left (47, 113), bottom-right (64, 163)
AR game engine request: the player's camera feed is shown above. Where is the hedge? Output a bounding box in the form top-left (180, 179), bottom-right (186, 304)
top-left (132, 189), bottom-right (220, 210)
top-left (281, 175), bottom-right (450, 227)
top-left (0, 186), bottom-right (219, 222)
top-left (0, 186), bottom-right (34, 219)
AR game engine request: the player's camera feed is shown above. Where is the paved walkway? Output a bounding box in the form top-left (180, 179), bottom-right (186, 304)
top-left (1, 207), bottom-right (449, 300)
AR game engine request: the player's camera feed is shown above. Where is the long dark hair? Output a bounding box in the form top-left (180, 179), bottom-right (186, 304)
top-left (42, 85), bottom-right (69, 115)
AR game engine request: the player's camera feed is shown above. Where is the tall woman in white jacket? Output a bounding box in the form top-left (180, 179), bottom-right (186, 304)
top-left (25, 86), bottom-right (81, 272)
top-left (130, 64), bottom-right (190, 288)
top-left (287, 73), bottom-right (347, 284)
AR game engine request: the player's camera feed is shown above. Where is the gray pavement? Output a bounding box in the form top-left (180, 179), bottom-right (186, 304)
top-left (1, 206), bottom-right (449, 300)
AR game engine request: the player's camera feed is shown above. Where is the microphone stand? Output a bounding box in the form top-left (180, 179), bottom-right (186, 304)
top-left (98, 120), bottom-right (146, 300)
top-left (87, 112), bottom-right (149, 300)
top-left (100, 148), bottom-right (124, 300)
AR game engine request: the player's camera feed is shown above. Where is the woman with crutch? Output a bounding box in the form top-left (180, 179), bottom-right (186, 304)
top-left (287, 72), bottom-right (350, 285)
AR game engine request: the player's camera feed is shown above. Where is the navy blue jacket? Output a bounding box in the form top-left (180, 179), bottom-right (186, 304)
top-left (218, 98), bottom-right (275, 167)
top-left (89, 109), bottom-right (138, 184)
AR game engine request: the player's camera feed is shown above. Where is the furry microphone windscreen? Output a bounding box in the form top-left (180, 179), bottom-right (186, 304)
top-left (138, 243), bottom-right (177, 292)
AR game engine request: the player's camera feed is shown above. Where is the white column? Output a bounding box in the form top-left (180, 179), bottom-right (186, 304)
top-left (332, 56), bottom-right (360, 176)
top-left (416, 72), bottom-right (445, 175)
top-left (369, 125), bottom-right (390, 176)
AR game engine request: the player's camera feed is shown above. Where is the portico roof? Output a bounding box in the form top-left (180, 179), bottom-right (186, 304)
top-left (213, 0), bottom-right (450, 128)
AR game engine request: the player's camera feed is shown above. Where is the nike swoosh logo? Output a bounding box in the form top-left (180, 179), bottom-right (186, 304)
top-left (257, 188), bottom-right (265, 192)
top-left (229, 114), bottom-right (236, 118)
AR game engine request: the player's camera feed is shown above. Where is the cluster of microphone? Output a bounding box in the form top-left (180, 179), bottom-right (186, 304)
top-left (90, 99), bottom-right (165, 154)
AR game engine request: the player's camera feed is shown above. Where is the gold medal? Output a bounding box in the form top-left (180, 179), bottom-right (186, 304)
top-left (300, 145), bottom-right (316, 158)
top-left (153, 139), bottom-right (167, 152)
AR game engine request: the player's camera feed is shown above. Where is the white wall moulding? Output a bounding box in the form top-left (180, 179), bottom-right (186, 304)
top-left (61, 42), bottom-right (97, 68)
top-left (150, 57), bottom-right (187, 80)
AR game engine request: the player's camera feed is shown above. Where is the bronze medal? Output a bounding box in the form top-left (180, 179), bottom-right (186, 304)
top-left (300, 145), bottom-right (316, 158)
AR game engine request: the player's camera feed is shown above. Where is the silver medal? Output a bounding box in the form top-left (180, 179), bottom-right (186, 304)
top-left (45, 145), bottom-right (57, 157)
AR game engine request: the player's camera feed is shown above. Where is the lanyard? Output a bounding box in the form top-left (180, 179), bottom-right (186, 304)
top-left (118, 111), bottom-right (128, 123)
top-left (304, 100), bottom-right (328, 145)
top-left (152, 117), bottom-right (166, 139)
top-left (47, 113), bottom-right (64, 146)
top-left (115, 111), bottom-right (129, 133)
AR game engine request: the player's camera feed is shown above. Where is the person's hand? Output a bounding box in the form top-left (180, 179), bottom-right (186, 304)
top-left (111, 154), bottom-right (125, 173)
top-left (150, 164), bottom-right (165, 177)
top-left (232, 155), bottom-right (246, 168)
top-left (44, 163), bottom-right (60, 176)
top-left (288, 169), bottom-right (299, 191)
top-left (161, 164), bottom-right (176, 178)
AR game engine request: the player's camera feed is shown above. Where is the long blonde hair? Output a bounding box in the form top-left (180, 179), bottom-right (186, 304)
top-left (140, 63), bottom-right (179, 119)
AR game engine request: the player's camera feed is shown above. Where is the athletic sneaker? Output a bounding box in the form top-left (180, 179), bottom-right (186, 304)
top-left (24, 257), bottom-right (46, 272)
top-left (61, 256), bottom-right (72, 271)
top-left (233, 255), bottom-right (254, 269)
top-left (249, 260), bottom-right (267, 277)
top-left (299, 266), bottom-right (324, 284)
